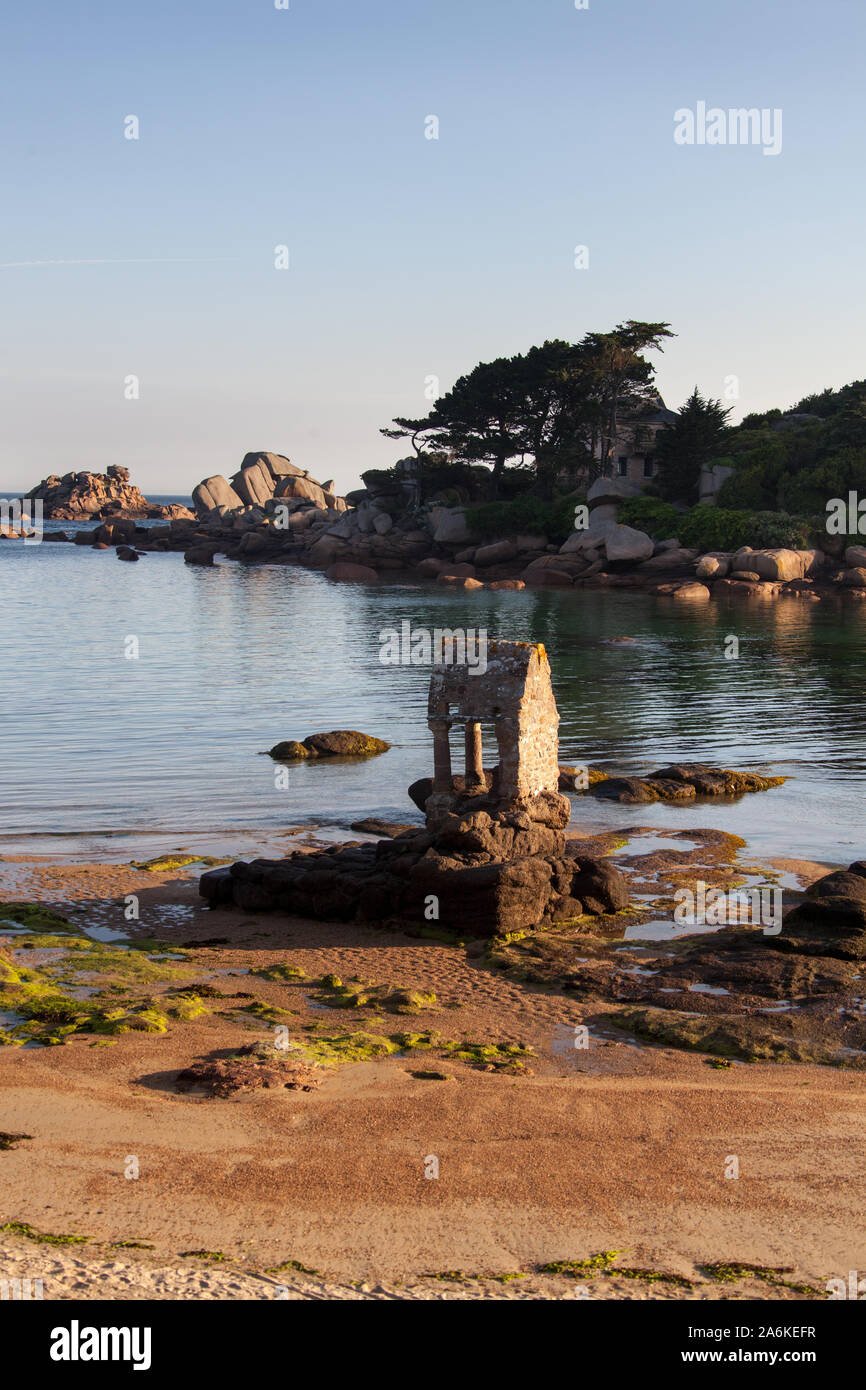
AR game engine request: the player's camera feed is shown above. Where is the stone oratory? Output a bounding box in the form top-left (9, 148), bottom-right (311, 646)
top-left (201, 640), bottom-right (626, 935)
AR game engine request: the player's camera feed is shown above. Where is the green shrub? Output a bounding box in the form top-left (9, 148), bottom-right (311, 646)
top-left (464, 494), bottom-right (578, 544)
top-left (617, 497), bottom-right (680, 539)
top-left (677, 507), bottom-right (818, 552)
top-left (716, 465), bottom-right (775, 511)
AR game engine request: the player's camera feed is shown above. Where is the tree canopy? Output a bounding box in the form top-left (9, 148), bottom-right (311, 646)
top-left (381, 321), bottom-right (674, 497)
top-left (654, 387), bottom-right (733, 503)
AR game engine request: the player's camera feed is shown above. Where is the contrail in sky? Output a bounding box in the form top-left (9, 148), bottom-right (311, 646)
top-left (0, 256), bottom-right (238, 269)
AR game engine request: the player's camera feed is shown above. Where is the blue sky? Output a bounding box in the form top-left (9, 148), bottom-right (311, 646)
top-left (1, 0), bottom-right (864, 497)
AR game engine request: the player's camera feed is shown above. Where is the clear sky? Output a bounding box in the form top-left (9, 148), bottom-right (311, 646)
top-left (1, 0), bottom-right (864, 498)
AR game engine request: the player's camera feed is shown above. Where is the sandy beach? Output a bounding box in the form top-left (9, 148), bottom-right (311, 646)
top-left (2, 843), bottom-right (862, 1302)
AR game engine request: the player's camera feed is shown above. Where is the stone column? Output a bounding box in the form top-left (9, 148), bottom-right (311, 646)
top-left (464, 721), bottom-right (484, 786)
top-left (429, 719), bottom-right (453, 794)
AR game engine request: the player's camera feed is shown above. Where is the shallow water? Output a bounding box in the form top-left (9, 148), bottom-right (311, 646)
top-left (1, 536), bottom-right (865, 865)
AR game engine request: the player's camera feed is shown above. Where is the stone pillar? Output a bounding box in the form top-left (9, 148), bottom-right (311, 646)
top-left (429, 719), bottom-right (452, 794)
top-left (464, 721), bottom-right (484, 786)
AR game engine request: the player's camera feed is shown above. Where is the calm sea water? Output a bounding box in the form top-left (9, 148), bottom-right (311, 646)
top-left (1, 521), bottom-right (864, 866)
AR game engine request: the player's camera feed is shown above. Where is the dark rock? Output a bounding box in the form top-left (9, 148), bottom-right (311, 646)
top-left (184, 545), bottom-right (218, 566)
top-left (565, 854), bottom-right (631, 913)
top-left (587, 764), bottom-right (785, 802)
top-left (592, 776), bottom-right (660, 804)
top-left (325, 562), bottom-right (379, 582)
top-left (408, 771), bottom-right (495, 812)
top-left (302, 731), bottom-right (390, 758)
top-left (775, 862), bottom-right (866, 959)
top-left (349, 818), bottom-right (416, 838)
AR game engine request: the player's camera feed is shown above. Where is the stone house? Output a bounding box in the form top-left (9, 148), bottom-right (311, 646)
top-left (604, 395), bottom-right (677, 490)
top-left (555, 394), bottom-right (677, 494)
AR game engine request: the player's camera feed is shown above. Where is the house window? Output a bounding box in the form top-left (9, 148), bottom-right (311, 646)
top-left (617, 456), bottom-right (628, 476)
top-left (643, 455), bottom-right (655, 479)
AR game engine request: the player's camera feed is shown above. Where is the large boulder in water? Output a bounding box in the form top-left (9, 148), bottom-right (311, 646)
top-left (269, 731), bottom-right (391, 760)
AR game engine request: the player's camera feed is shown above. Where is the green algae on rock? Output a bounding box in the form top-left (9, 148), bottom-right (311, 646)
top-left (254, 964), bottom-right (308, 982)
top-left (700, 1261), bottom-right (819, 1296)
top-left (0, 1131), bottom-right (32, 1151)
top-left (0, 1221), bottom-right (89, 1246)
top-left (266, 1257), bottom-right (325, 1278)
top-left (609, 1007), bottom-right (848, 1066)
top-left (130, 854), bottom-right (231, 872)
top-left (0, 903), bottom-right (77, 932)
top-left (0, 935), bottom-right (198, 1045)
top-left (583, 764), bottom-right (786, 804)
top-left (539, 1250), bottom-right (625, 1277)
top-left (268, 730), bottom-right (391, 761)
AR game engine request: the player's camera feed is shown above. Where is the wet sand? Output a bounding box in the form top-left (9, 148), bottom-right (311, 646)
top-left (2, 847), bottom-right (862, 1301)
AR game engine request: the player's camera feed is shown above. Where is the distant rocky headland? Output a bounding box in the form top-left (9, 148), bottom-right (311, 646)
top-left (24, 466), bottom-right (193, 521)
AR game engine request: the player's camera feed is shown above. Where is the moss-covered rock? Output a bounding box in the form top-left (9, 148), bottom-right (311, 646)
top-left (0, 902), bottom-right (77, 932)
top-left (267, 740), bottom-right (310, 761)
top-left (584, 764), bottom-right (786, 803)
top-left (610, 1007), bottom-right (841, 1065)
top-left (268, 731), bottom-right (390, 761)
top-left (130, 854), bottom-right (228, 872)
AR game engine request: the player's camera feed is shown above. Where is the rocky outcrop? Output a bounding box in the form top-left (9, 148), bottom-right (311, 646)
top-left (200, 802), bottom-right (629, 938)
top-left (431, 508), bottom-right (475, 545)
top-left (582, 764), bottom-right (786, 804)
top-left (268, 731), bottom-right (391, 760)
top-left (25, 467), bottom-right (192, 521)
top-left (695, 553), bottom-right (730, 579)
top-left (192, 453), bottom-right (348, 520)
top-left (774, 861), bottom-right (866, 960)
